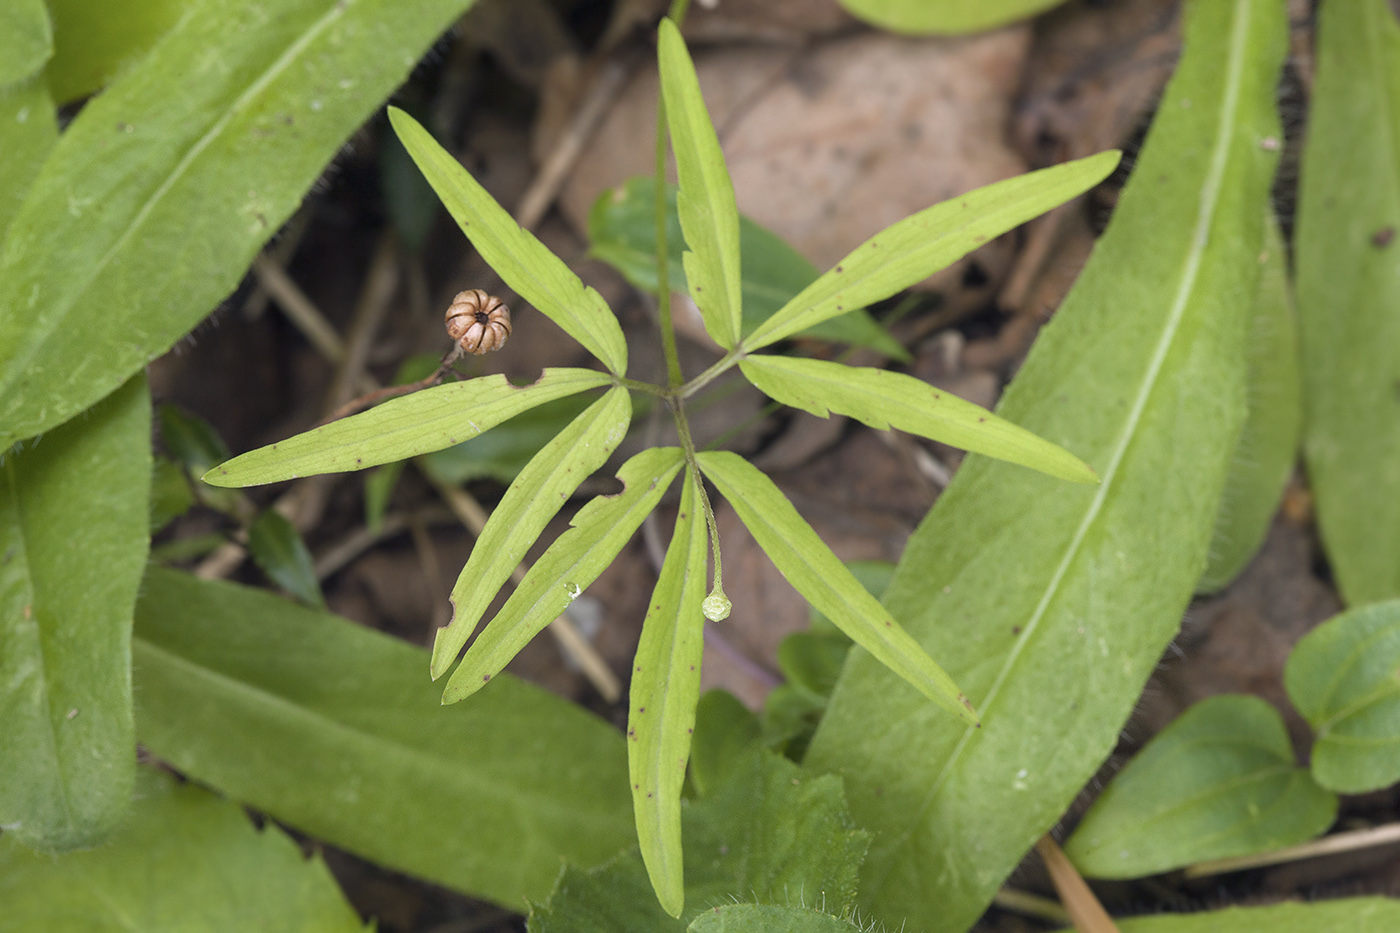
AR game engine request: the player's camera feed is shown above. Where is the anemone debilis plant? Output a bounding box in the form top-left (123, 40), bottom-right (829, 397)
top-left (205, 18), bottom-right (1117, 917)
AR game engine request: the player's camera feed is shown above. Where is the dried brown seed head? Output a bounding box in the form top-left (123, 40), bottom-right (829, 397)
top-left (445, 289), bottom-right (512, 354)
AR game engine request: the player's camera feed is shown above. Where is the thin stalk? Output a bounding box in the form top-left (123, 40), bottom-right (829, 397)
top-left (669, 397), bottom-right (724, 598)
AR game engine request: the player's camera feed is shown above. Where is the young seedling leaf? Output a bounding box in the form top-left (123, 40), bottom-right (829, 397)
top-left (688, 905), bottom-right (860, 933)
top-left (431, 387), bottom-right (632, 678)
top-left (443, 447), bottom-right (686, 704)
top-left (388, 107), bottom-right (629, 376)
top-left (657, 18), bottom-right (743, 349)
top-left (133, 568), bottom-right (634, 909)
top-left (588, 176), bottom-right (908, 359)
top-left (529, 748), bottom-right (868, 932)
top-left (804, 1), bottom-right (1285, 927)
top-left (688, 689), bottom-right (762, 797)
top-left (838, 0), bottom-right (1067, 36)
top-left (0, 374), bottom-right (149, 852)
top-left (697, 451), bottom-right (977, 725)
top-left (0, 766), bottom-right (368, 932)
top-left (630, 472), bottom-right (708, 917)
top-left (1284, 601), bottom-right (1400, 793)
top-left (740, 354), bottom-right (1098, 484)
top-left (1296, 0), bottom-right (1400, 606)
top-left (204, 368), bottom-right (612, 487)
top-left (742, 149), bottom-right (1120, 353)
top-left (1106, 899), bottom-right (1400, 933)
top-left (1198, 215), bottom-right (1299, 593)
top-left (0, 0), bottom-right (488, 448)
top-left (247, 509), bottom-right (325, 609)
top-left (1064, 695), bottom-right (1336, 878)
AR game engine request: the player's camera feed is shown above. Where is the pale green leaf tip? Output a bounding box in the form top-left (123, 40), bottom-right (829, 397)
top-left (200, 464), bottom-right (236, 488)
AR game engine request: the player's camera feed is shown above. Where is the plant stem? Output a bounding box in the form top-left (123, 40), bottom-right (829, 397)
top-left (668, 397), bottom-right (724, 595)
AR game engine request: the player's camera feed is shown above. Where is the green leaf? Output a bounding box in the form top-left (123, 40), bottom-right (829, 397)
top-left (589, 176), bottom-right (908, 360)
top-left (1284, 601), bottom-right (1400, 793)
top-left (150, 454), bottom-right (195, 533)
top-left (204, 368), bottom-right (611, 487)
top-left (0, 374), bottom-right (150, 851)
top-left (804, 1), bottom-right (1286, 928)
top-left (688, 904), bottom-right (859, 933)
top-left (740, 354), bottom-right (1098, 484)
top-left (132, 567), bottom-right (634, 910)
top-left (630, 472), bottom-right (709, 917)
top-left (0, 80), bottom-right (56, 239)
top-left (1064, 695), bottom-right (1336, 878)
top-left (159, 404), bottom-right (231, 476)
top-left (1198, 215), bottom-right (1299, 593)
top-left (44, 0), bottom-right (190, 104)
top-left (689, 689), bottom-right (762, 797)
top-left (742, 150), bottom-right (1120, 353)
top-left (697, 450), bottom-right (977, 725)
top-left (0, 0), bottom-right (483, 448)
top-left (838, 0), bottom-right (1068, 36)
top-left (657, 18), bottom-right (743, 349)
top-left (0, 0), bottom-right (51, 86)
top-left (443, 446), bottom-right (685, 703)
top-left (1102, 898), bottom-right (1400, 933)
top-left (247, 509), bottom-right (325, 608)
top-left (0, 765), bottom-right (368, 932)
top-left (431, 387), bottom-right (632, 678)
top-left (529, 748), bottom-right (868, 932)
top-left (418, 392), bottom-right (598, 485)
top-left (1295, 0), bottom-right (1400, 606)
top-left (362, 460), bottom-right (402, 531)
top-left (388, 106), bottom-right (628, 375)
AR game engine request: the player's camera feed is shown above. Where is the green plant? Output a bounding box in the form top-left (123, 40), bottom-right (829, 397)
top-left (202, 16), bottom-right (1113, 916)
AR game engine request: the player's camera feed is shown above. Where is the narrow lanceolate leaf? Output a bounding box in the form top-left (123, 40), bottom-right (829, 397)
top-left (247, 510), bottom-right (325, 608)
top-left (0, 766), bottom-right (369, 933)
top-left (805, 1), bottom-right (1284, 929)
top-left (432, 387), bottom-right (632, 679)
top-left (697, 451), bottom-right (976, 725)
top-left (443, 447), bottom-right (685, 704)
top-left (389, 107), bottom-right (628, 376)
top-left (1296, 0), bottom-right (1400, 606)
top-left (0, 374), bottom-right (150, 851)
top-left (657, 18), bottom-right (743, 349)
top-left (0, 0), bottom-right (488, 448)
top-left (1199, 215), bottom-right (1300, 593)
top-left (1110, 899), bottom-right (1400, 933)
top-left (742, 149), bottom-right (1120, 353)
top-left (1284, 602), bottom-right (1400, 794)
top-left (133, 568), bottom-right (633, 909)
top-left (838, 0), bottom-right (1067, 36)
top-left (740, 355), bottom-right (1097, 484)
top-left (1065, 695), bottom-right (1336, 878)
top-left (630, 472), bottom-right (708, 918)
top-left (204, 368), bottom-right (611, 487)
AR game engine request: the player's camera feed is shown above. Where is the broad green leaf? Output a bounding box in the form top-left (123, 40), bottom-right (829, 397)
top-left (1284, 601), bottom-right (1400, 793)
top-left (388, 106), bottom-right (628, 375)
top-left (1064, 695), bottom-right (1336, 878)
top-left (0, 766), bottom-right (368, 933)
top-left (0, 374), bottom-right (150, 851)
top-left (688, 905), bottom-right (859, 933)
top-left (0, 79), bottom-right (57, 242)
top-left (529, 748), bottom-right (868, 932)
top-left (204, 368), bottom-right (611, 487)
top-left (689, 688), bottom-right (761, 796)
top-left (1100, 898), bottom-right (1400, 933)
top-left (44, 0), bottom-right (191, 103)
top-left (418, 393), bottom-right (598, 485)
top-left (697, 450), bottom-right (977, 725)
top-left (805, 1), bottom-right (1285, 928)
top-left (1199, 215), bottom-right (1299, 593)
top-left (658, 18), bottom-right (743, 349)
top-left (588, 177), bottom-right (908, 359)
top-left (443, 446), bottom-right (685, 703)
top-left (247, 509), bottom-right (325, 608)
top-left (133, 567), bottom-right (634, 910)
top-left (742, 149), bottom-right (1120, 353)
top-left (740, 354), bottom-right (1098, 484)
top-left (0, 0), bottom-right (51, 86)
top-left (838, 0), bottom-right (1068, 36)
top-left (1295, 0), bottom-right (1400, 606)
top-left (630, 472), bottom-right (708, 917)
top-left (431, 387), bottom-right (632, 678)
top-left (0, 0), bottom-right (484, 448)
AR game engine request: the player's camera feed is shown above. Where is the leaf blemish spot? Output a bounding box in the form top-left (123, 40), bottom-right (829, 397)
top-left (481, 674), bottom-right (491, 682)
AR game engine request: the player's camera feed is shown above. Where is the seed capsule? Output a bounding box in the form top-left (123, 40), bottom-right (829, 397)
top-left (445, 289), bottom-right (512, 354)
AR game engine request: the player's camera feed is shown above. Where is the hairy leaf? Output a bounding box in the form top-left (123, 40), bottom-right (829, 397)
top-left (688, 905), bottom-right (859, 932)
top-left (805, 2), bottom-right (1285, 927)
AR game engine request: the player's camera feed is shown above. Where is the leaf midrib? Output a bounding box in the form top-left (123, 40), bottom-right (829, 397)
top-left (865, 0), bottom-right (1258, 900)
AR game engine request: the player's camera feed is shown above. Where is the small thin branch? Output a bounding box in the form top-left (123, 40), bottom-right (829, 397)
top-left (1036, 834), bottom-right (1120, 933)
top-left (252, 255), bottom-right (346, 363)
top-left (992, 887), bottom-right (1072, 926)
top-left (1183, 822), bottom-right (1400, 879)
